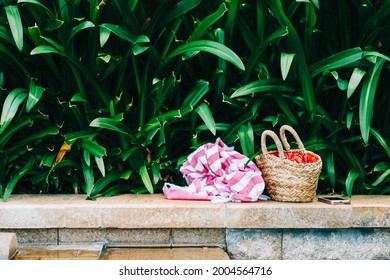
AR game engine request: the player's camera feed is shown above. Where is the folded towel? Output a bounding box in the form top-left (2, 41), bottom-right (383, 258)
top-left (163, 138), bottom-right (266, 202)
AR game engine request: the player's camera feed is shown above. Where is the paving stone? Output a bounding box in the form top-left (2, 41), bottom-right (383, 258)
top-left (351, 196), bottom-right (390, 227)
top-left (13, 245), bottom-right (229, 260)
top-left (2, 194), bottom-right (390, 260)
top-left (59, 228), bottom-right (170, 246)
top-left (2, 194), bottom-right (390, 229)
top-left (0, 205), bottom-right (65, 228)
top-left (99, 194), bottom-right (225, 228)
top-left (13, 244), bottom-right (103, 260)
top-left (172, 228), bottom-right (225, 246)
top-left (0, 232), bottom-right (18, 259)
top-left (0, 229), bottom-right (58, 245)
top-left (226, 229), bottom-right (282, 260)
top-left (102, 247), bottom-right (230, 260)
top-left (226, 199), bottom-right (352, 228)
top-left (283, 229), bottom-right (390, 260)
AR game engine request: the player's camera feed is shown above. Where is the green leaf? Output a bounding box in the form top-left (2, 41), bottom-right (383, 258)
top-left (190, 3), bottom-right (227, 41)
top-left (372, 170), bottom-right (390, 187)
top-left (0, 117), bottom-right (33, 149)
top-left (121, 146), bottom-right (139, 161)
top-left (139, 165), bottom-right (154, 194)
top-left (280, 53), bottom-right (295, 80)
top-left (0, 88), bottom-right (28, 133)
top-left (296, 0), bottom-right (320, 9)
top-left (95, 156), bottom-right (105, 177)
top-left (82, 157), bottom-right (94, 195)
top-left (374, 162), bottom-right (390, 172)
top-left (238, 122), bottom-right (254, 157)
top-left (346, 111), bottom-right (354, 130)
top-left (221, 111), bottom-right (256, 142)
top-left (70, 21), bottom-right (95, 40)
top-left (370, 128), bottom-right (390, 159)
top-left (346, 169), bottom-right (360, 197)
top-left (347, 68), bottom-right (366, 99)
top-left (242, 27), bottom-right (289, 83)
top-left (231, 79), bottom-right (295, 98)
top-left (195, 103), bottom-right (216, 136)
top-left (87, 170), bottom-right (132, 197)
top-left (42, 19), bottom-right (64, 31)
top-left (145, 105), bottom-right (193, 132)
top-left (90, 117), bottom-right (131, 136)
top-left (269, 0), bottom-right (316, 116)
top-left (311, 0), bottom-right (320, 9)
top-left (359, 58), bottom-right (386, 144)
top-left (309, 47), bottom-right (363, 77)
top-left (180, 80), bottom-right (210, 109)
top-left (132, 35), bottom-right (150, 55)
top-left (101, 183), bottom-right (130, 197)
top-left (26, 81), bottom-right (44, 113)
top-left (100, 23), bottom-right (136, 44)
top-left (41, 152), bottom-right (56, 167)
top-left (64, 130), bottom-right (98, 143)
top-left (81, 139), bottom-right (107, 158)
top-left (46, 160), bottom-right (81, 184)
top-left (4, 126), bottom-right (59, 155)
top-left (151, 164), bottom-right (160, 185)
top-left (225, 0), bottom-right (239, 46)
top-left (5, 5), bottom-right (23, 52)
top-left (2, 157), bottom-right (35, 201)
top-left (330, 71), bottom-right (348, 91)
top-left (326, 152), bottom-right (336, 188)
top-left (70, 93), bottom-right (88, 103)
top-left (84, 149), bottom-right (91, 167)
top-left (165, 40), bottom-right (245, 71)
top-left (90, 117), bottom-right (141, 148)
top-left (17, 0), bottom-right (55, 18)
top-left (158, 0), bottom-right (201, 27)
top-left (99, 27), bottom-right (111, 48)
top-left (30, 45), bottom-right (62, 55)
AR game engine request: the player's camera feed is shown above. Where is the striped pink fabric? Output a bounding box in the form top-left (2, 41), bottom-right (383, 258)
top-left (163, 138), bottom-right (265, 202)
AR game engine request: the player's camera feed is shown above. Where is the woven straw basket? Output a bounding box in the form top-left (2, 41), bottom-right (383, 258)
top-left (255, 125), bottom-right (322, 202)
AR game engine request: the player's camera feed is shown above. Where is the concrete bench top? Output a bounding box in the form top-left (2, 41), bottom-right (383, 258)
top-left (1, 194), bottom-right (389, 229)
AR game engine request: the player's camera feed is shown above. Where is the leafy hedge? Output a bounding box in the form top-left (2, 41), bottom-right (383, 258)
top-left (0, 0), bottom-right (389, 201)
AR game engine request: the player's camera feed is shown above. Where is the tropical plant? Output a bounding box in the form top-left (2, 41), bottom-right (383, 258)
top-left (0, 0), bottom-right (389, 201)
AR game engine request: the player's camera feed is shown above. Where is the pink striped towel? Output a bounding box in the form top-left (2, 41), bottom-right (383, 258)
top-left (163, 138), bottom-right (266, 202)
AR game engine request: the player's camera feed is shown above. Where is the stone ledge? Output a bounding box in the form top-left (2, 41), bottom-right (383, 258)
top-left (1, 194), bottom-right (389, 229)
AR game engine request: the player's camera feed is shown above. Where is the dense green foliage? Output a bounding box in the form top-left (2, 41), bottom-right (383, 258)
top-left (0, 0), bottom-right (389, 200)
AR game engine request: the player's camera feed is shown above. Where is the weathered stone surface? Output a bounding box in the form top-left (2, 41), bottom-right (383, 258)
top-left (4, 229), bottom-right (58, 245)
top-left (226, 199), bottom-right (352, 228)
top-left (65, 196), bottom-right (101, 228)
top-left (0, 205), bottom-right (65, 228)
top-left (0, 232), bottom-right (18, 259)
top-left (2, 194), bottom-right (390, 260)
top-left (59, 228), bottom-right (170, 246)
top-left (226, 229), bottom-right (282, 260)
top-left (102, 247), bottom-right (230, 260)
top-left (172, 228), bottom-right (225, 246)
top-left (283, 229), bottom-right (390, 260)
top-left (0, 195), bottom-right (79, 228)
top-left (13, 245), bottom-right (229, 260)
top-left (2, 194), bottom-right (390, 229)
top-left (13, 244), bottom-right (103, 260)
top-left (351, 196), bottom-right (390, 227)
top-left (99, 194), bottom-right (225, 228)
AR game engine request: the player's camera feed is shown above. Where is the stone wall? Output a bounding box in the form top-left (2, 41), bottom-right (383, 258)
top-left (1, 194), bottom-right (390, 260)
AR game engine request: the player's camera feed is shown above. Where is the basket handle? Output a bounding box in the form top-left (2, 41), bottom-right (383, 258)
top-left (261, 130), bottom-right (284, 158)
top-left (279, 125), bottom-right (305, 152)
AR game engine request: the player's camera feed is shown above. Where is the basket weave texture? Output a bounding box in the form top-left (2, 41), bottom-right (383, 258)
top-left (255, 125), bottom-right (322, 202)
